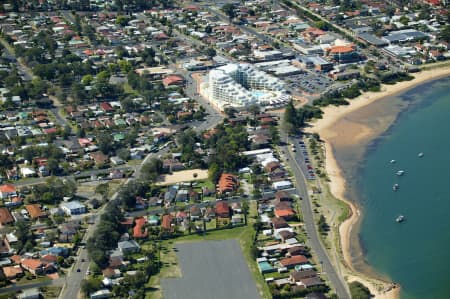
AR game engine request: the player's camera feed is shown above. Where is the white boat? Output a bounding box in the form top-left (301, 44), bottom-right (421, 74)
top-left (396, 215), bottom-right (405, 223)
top-left (418, 152), bottom-right (424, 157)
top-left (390, 159), bottom-right (396, 164)
top-left (396, 170), bottom-right (405, 176)
top-left (393, 184), bottom-right (399, 191)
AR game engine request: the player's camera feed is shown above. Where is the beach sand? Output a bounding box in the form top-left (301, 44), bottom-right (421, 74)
top-left (306, 66), bottom-right (450, 299)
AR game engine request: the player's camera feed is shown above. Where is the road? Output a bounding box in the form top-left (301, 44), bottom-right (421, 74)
top-left (0, 278), bottom-right (65, 294)
top-left (13, 166), bottom-right (132, 187)
top-left (280, 132), bottom-right (349, 299)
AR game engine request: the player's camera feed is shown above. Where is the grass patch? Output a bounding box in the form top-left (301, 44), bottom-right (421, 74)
top-left (16, 275), bottom-right (50, 285)
top-left (40, 286), bottom-right (62, 298)
top-left (145, 240), bottom-right (181, 299)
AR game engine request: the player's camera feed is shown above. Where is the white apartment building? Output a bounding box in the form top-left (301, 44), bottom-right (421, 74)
top-left (207, 63), bottom-right (288, 109)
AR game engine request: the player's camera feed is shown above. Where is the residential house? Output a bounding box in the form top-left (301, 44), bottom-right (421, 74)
top-left (117, 240), bottom-right (140, 254)
top-left (25, 204), bottom-right (46, 219)
top-left (60, 201), bottom-right (86, 216)
top-left (175, 189), bottom-right (189, 202)
top-left (271, 217), bottom-right (289, 229)
top-left (21, 259), bottom-right (45, 275)
top-left (231, 202), bottom-right (242, 214)
top-left (294, 276), bottom-right (324, 288)
top-left (162, 75), bottom-right (185, 88)
top-left (2, 265), bottom-right (23, 280)
top-left (90, 151), bottom-right (109, 165)
top-left (190, 206), bottom-right (202, 220)
top-left (215, 202), bottom-right (230, 218)
top-left (90, 289), bottom-right (111, 299)
top-left (279, 255), bottom-right (308, 268)
top-left (275, 191), bottom-right (291, 202)
top-left (290, 269), bottom-right (318, 283)
top-left (287, 245), bottom-right (307, 257)
top-left (0, 184), bottom-right (17, 199)
top-left (58, 222), bottom-right (80, 243)
top-left (161, 214), bottom-right (174, 232)
top-left (133, 217), bottom-right (148, 239)
top-left (217, 173), bottom-right (238, 194)
top-left (18, 288), bottom-right (41, 299)
top-left (0, 208), bottom-right (14, 227)
top-left (279, 230), bottom-right (296, 243)
top-left (110, 156), bottom-right (124, 166)
top-left (109, 169), bottom-right (124, 179)
top-left (274, 207), bottom-right (296, 220)
top-left (0, 235), bottom-right (13, 255)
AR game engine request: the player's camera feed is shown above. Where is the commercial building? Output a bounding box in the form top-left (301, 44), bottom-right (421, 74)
top-left (206, 63), bottom-right (289, 110)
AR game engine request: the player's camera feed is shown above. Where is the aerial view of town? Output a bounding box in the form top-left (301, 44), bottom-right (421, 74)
top-left (0, 0), bottom-right (449, 298)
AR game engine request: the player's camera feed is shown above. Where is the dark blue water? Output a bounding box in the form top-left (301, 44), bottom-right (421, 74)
top-left (357, 77), bottom-right (450, 299)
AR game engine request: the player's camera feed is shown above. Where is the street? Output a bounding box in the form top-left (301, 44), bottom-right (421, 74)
top-left (280, 133), bottom-right (350, 299)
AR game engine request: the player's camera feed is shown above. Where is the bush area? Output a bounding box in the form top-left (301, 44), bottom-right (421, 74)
top-left (349, 281), bottom-right (372, 299)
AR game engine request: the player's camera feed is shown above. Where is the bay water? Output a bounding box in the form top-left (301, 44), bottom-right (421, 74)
top-left (356, 76), bottom-right (450, 299)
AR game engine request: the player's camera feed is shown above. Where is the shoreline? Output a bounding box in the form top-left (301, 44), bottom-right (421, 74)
top-left (306, 66), bottom-right (450, 299)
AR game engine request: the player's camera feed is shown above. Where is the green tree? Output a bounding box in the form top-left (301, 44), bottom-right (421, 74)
top-left (97, 133), bottom-right (114, 155)
top-left (221, 4), bottom-right (236, 20)
top-left (81, 277), bottom-right (102, 295)
top-left (440, 25), bottom-right (450, 43)
top-left (349, 281), bottom-right (372, 299)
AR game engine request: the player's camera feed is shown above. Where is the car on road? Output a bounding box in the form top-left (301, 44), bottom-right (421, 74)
top-left (81, 258), bottom-right (85, 262)
top-left (76, 268), bottom-right (80, 272)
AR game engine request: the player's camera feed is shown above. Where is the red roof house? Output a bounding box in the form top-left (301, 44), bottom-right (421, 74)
top-left (0, 184), bottom-right (17, 199)
top-left (133, 217), bottom-right (148, 239)
top-left (280, 255), bottom-right (308, 268)
top-left (161, 214), bottom-right (174, 232)
top-left (217, 173), bottom-right (238, 194)
top-left (162, 75), bottom-right (184, 88)
top-left (215, 201), bottom-right (230, 218)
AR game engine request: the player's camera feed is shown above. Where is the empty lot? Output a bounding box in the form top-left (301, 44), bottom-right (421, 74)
top-left (161, 240), bottom-right (261, 299)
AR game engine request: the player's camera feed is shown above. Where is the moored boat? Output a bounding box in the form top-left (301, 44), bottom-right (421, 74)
top-left (393, 184), bottom-right (399, 191)
top-left (418, 152), bottom-right (424, 157)
top-left (396, 215), bottom-right (405, 223)
top-left (396, 170), bottom-right (405, 176)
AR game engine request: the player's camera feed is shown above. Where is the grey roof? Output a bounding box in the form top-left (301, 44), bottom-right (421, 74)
top-left (117, 240), bottom-right (140, 250)
top-left (383, 30), bottom-right (428, 43)
top-left (358, 33), bottom-right (388, 46)
top-left (60, 200), bottom-right (85, 210)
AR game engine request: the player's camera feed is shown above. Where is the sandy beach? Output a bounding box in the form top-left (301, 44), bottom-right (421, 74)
top-left (306, 66), bottom-right (450, 299)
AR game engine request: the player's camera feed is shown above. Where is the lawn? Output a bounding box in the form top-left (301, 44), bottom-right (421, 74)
top-left (40, 286), bottom-right (62, 299)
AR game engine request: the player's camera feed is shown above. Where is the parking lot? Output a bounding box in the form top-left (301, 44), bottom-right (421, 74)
top-left (285, 71), bottom-right (334, 95)
top-left (161, 240), bottom-right (261, 299)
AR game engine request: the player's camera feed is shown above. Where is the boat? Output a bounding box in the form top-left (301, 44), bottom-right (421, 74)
top-left (390, 159), bottom-right (396, 164)
top-left (393, 184), bottom-right (399, 191)
top-left (396, 170), bottom-right (405, 176)
top-left (396, 215), bottom-right (405, 223)
top-left (418, 152), bottom-right (424, 157)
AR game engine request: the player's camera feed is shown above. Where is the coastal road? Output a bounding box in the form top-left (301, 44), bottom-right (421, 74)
top-left (279, 132), bottom-right (350, 298)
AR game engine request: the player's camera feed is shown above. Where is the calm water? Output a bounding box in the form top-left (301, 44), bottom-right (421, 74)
top-left (356, 77), bottom-right (450, 299)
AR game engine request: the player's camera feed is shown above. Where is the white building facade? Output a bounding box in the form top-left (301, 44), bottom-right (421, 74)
top-left (207, 63), bottom-right (289, 109)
